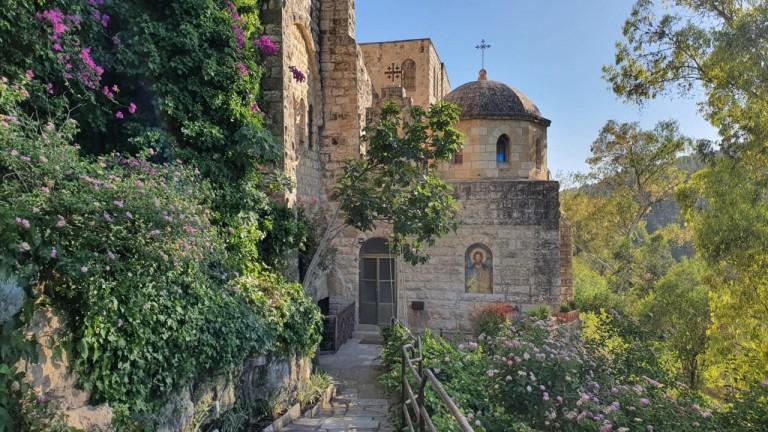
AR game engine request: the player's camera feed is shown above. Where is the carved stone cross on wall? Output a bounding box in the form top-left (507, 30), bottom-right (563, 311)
top-left (384, 63), bottom-right (402, 84)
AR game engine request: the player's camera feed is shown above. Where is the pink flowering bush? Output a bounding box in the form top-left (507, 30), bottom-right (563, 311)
top-left (0, 79), bottom-right (320, 428)
top-left (381, 318), bottom-right (727, 432)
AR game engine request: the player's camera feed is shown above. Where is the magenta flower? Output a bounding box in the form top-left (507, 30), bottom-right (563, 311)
top-left (25, 69), bottom-right (34, 80)
top-left (254, 35), bottom-right (279, 56)
top-left (128, 102), bottom-right (137, 114)
top-left (250, 103), bottom-right (261, 114)
top-left (47, 83), bottom-right (55, 94)
top-left (237, 63), bottom-right (249, 77)
top-left (91, 9), bottom-right (100, 22)
top-left (19, 242), bottom-right (31, 252)
top-left (289, 66), bottom-right (306, 83)
top-left (100, 14), bottom-right (110, 28)
top-left (111, 84), bottom-right (119, 92)
top-left (102, 86), bottom-right (114, 99)
top-left (115, 111), bottom-right (124, 119)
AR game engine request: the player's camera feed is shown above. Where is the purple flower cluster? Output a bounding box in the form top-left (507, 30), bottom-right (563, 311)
top-left (289, 66), bottom-right (306, 83)
top-left (226, 2), bottom-right (245, 51)
top-left (254, 35), bottom-right (279, 56)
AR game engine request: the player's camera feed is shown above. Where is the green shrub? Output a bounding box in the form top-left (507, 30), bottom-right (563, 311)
top-left (0, 78), bottom-right (321, 427)
top-left (469, 304), bottom-right (515, 337)
top-left (573, 257), bottom-right (623, 312)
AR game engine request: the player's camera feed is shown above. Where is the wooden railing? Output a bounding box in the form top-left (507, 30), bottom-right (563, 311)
top-left (398, 325), bottom-right (474, 432)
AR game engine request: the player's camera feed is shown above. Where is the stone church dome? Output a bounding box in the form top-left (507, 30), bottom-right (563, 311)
top-left (444, 70), bottom-right (551, 126)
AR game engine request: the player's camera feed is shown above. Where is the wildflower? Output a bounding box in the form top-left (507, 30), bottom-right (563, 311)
top-left (112, 35), bottom-right (121, 47)
top-left (50, 248), bottom-right (57, 259)
top-left (250, 103), bottom-right (261, 114)
top-left (543, 392), bottom-right (550, 401)
top-left (102, 86), bottom-right (114, 98)
top-left (289, 66), bottom-right (306, 82)
top-left (526, 385), bottom-right (532, 393)
top-left (113, 200), bottom-right (124, 208)
top-left (53, 43), bottom-right (62, 52)
top-left (639, 398), bottom-right (650, 407)
top-left (25, 69), bottom-right (34, 80)
top-left (19, 242), bottom-right (31, 252)
top-left (115, 111), bottom-right (124, 119)
top-left (128, 102), bottom-right (137, 114)
top-left (103, 212), bottom-right (113, 222)
top-left (15, 217), bottom-right (31, 230)
top-left (100, 14), bottom-right (110, 27)
top-left (608, 401), bottom-right (621, 412)
top-left (254, 35), bottom-right (279, 56)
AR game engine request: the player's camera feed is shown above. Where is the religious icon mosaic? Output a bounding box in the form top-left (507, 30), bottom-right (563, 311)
top-left (465, 243), bottom-right (493, 294)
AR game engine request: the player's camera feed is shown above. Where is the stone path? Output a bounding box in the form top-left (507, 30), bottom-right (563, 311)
top-left (282, 338), bottom-right (393, 431)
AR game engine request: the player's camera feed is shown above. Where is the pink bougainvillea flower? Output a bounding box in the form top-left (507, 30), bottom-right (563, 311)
top-left (115, 111), bottom-right (124, 119)
top-left (250, 103), bottom-right (260, 114)
top-left (91, 9), bottom-right (101, 22)
top-left (254, 35), bottom-right (279, 56)
top-left (102, 86), bottom-right (114, 98)
top-left (288, 66), bottom-right (306, 83)
top-left (25, 69), bottom-right (34, 80)
top-left (19, 242), bottom-right (31, 252)
top-left (128, 102), bottom-right (137, 114)
top-left (237, 63), bottom-right (249, 77)
top-left (52, 43), bottom-right (63, 52)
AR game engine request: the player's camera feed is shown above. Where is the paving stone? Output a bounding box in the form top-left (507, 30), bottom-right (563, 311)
top-left (281, 338), bottom-right (392, 431)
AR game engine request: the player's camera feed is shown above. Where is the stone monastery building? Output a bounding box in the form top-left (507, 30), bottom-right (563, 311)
top-left (261, 0), bottom-right (573, 332)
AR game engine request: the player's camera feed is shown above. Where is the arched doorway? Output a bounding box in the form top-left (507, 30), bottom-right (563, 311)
top-left (359, 238), bottom-right (397, 325)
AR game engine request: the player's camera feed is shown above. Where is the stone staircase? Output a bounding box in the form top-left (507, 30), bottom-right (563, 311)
top-left (352, 324), bottom-right (383, 344)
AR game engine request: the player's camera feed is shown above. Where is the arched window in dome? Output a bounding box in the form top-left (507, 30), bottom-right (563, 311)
top-left (402, 59), bottom-right (416, 92)
top-left (496, 134), bottom-right (510, 163)
top-left (535, 138), bottom-right (543, 170)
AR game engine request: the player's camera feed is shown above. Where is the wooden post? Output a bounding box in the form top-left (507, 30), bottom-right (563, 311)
top-left (417, 337), bottom-right (426, 432)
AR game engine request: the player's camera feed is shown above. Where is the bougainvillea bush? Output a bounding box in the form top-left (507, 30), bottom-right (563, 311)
top-left (0, 0), bottom-right (308, 274)
top-left (0, 76), bottom-right (321, 428)
top-left (380, 318), bottom-right (767, 432)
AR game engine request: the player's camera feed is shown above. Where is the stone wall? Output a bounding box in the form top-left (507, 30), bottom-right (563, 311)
top-left (18, 309), bottom-right (313, 431)
top-left (360, 39), bottom-right (450, 109)
top-left (401, 180), bottom-right (562, 331)
top-left (262, 0), bottom-right (324, 209)
top-left (440, 118), bottom-right (549, 181)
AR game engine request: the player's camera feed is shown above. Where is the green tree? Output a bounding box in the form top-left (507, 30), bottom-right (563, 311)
top-left (565, 120), bottom-right (689, 293)
top-left (607, 0), bottom-right (768, 388)
top-left (302, 101), bottom-right (463, 289)
top-left (633, 258), bottom-right (711, 389)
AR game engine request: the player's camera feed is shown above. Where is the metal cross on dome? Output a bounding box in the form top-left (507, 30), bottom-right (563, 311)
top-left (476, 39), bottom-right (491, 69)
top-left (384, 63), bottom-right (402, 84)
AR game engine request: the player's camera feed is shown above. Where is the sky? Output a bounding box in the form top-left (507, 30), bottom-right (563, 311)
top-left (355, 0), bottom-right (718, 175)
